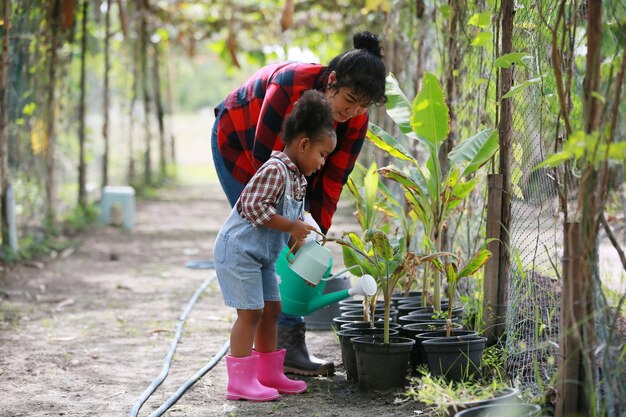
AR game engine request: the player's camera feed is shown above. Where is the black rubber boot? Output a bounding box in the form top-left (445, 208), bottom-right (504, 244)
top-left (277, 323), bottom-right (335, 376)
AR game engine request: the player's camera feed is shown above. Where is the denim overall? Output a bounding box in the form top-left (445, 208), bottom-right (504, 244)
top-left (214, 158), bottom-right (304, 310)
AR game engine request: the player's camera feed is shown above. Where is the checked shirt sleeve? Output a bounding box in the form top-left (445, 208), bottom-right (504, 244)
top-left (239, 164), bottom-right (285, 227)
top-left (251, 83), bottom-right (296, 171)
top-left (307, 114), bottom-right (368, 233)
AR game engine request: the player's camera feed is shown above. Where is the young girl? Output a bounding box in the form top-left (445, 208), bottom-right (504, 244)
top-left (214, 90), bottom-right (337, 402)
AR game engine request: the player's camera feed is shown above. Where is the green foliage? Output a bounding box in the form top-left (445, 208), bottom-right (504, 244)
top-left (369, 73), bottom-right (499, 311)
top-left (406, 367), bottom-right (512, 416)
top-left (494, 52), bottom-right (530, 69)
top-left (533, 130), bottom-right (626, 171)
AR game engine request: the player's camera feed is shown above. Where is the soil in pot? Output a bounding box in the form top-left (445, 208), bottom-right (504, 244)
top-left (453, 403), bottom-right (541, 417)
top-left (336, 327), bottom-right (396, 382)
top-left (422, 336), bottom-right (487, 381)
top-left (351, 335), bottom-right (415, 390)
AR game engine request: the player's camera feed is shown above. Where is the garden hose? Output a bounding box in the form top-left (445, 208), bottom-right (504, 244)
top-left (147, 340), bottom-right (230, 417)
top-left (129, 273), bottom-right (230, 417)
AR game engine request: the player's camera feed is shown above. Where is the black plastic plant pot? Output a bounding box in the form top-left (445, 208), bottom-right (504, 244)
top-left (408, 303), bottom-right (464, 315)
top-left (422, 336), bottom-right (487, 381)
top-left (398, 314), bottom-right (462, 326)
top-left (400, 322), bottom-right (464, 373)
top-left (391, 291), bottom-right (423, 307)
top-left (401, 322), bottom-right (463, 338)
top-left (351, 335), bottom-right (415, 390)
top-left (338, 299), bottom-right (366, 308)
top-left (342, 321), bottom-right (402, 331)
top-left (336, 328), bottom-right (394, 382)
top-left (453, 403), bottom-right (541, 417)
top-left (445, 387), bottom-right (520, 417)
top-left (413, 330), bottom-right (479, 368)
top-left (341, 308), bottom-right (399, 323)
top-left (332, 316), bottom-right (364, 331)
top-left (396, 302), bottom-right (424, 317)
top-left (339, 300), bottom-right (385, 312)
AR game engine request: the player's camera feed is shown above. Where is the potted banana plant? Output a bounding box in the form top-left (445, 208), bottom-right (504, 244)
top-left (419, 244), bottom-right (493, 381)
top-left (326, 229), bottom-right (450, 389)
top-left (368, 72), bottom-right (500, 314)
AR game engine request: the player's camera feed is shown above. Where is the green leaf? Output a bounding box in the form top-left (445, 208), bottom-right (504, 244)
top-left (364, 162), bottom-right (379, 222)
top-left (513, 143), bottom-right (524, 164)
top-left (22, 102), bottom-right (36, 116)
top-left (512, 184), bottom-right (524, 199)
top-left (468, 12), bottom-right (491, 29)
top-left (365, 229), bottom-right (394, 261)
top-left (440, 5), bottom-right (451, 19)
top-left (502, 77), bottom-right (542, 98)
top-left (346, 177), bottom-right (364, 205)
top-left (411, 72), bottom-right (450, 152)
top-left (450, 177), bottom-right (480, 202)
top-left (532, 150), bottom-right (574, 171)
top-left (367, 123), bottom-right (415, 162)
top-left (494, 52), bottom-right (529, 69)
top-left (385, 73), bottom-right (416, 139)
top-left (457, 249), bottom-right (492, 279)
top-left (448, 129), bottom-right (499, 177)
top-left (447, 263), bottom-right (458, 286)
top-left (607, 142), bottom-right (626, 160)
top-left (471, 32), bottom-right (493, 47)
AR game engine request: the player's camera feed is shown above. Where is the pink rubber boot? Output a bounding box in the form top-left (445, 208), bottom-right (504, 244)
top-left (225, 355), bottom-right (280, 401)
top-left (255, 349), bottom-right (308, 394)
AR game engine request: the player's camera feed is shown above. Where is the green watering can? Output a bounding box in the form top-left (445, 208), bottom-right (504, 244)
top-left (277, 241), bottom-right (377, 316)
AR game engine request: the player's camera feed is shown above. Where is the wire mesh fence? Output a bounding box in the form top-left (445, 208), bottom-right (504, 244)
top-left (502, 2), bottom-right (625, 415)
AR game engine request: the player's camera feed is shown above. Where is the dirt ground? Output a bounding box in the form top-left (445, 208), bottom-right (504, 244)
top-left (0, 182), bottom-right (425, 417)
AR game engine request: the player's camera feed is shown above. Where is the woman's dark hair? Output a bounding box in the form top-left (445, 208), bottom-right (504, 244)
top-left (327, 31), bottom-right (387, 106)
top-left (282, 90), bottom-right (336, 145)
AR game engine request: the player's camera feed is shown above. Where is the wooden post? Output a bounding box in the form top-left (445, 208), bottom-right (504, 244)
top-left (556, 222), bottom-right (593, 417)
top-left (487, 0), bottom-right (515, 343)
top-left (483, 174), bottom-right (503, 344)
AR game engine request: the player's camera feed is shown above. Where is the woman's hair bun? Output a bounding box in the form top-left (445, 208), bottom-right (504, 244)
top-left (353, 31), bottom-right (383, 59)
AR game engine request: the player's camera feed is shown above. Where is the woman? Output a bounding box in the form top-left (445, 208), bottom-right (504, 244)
top-left (211, 31), bottom-right (387, 376)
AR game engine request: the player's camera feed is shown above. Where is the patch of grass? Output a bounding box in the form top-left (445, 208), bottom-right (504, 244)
top-left (405, 367), bottom-right (513, 416)
top-left (0, 302), bottom-right (22, 330)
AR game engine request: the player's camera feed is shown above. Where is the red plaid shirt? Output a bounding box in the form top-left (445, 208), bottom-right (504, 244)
top-left (215, 62), bottom-right (368, 233)
top-left (237, 151), bottom-right (307, 227)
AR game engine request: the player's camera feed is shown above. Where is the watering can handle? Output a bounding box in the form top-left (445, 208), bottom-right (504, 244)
top-left (286, 241), bottom-right (299, 264)
top-left (321, 264), bottom-right (363, 281)
top-left (285, 229), bottom-right (327, 264)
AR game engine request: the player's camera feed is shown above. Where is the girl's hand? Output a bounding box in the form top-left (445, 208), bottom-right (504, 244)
top-left (289, 220), bottom-right (314, 241)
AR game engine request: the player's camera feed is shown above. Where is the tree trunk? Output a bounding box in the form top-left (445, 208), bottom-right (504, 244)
top-left (77, 0), bottom-right (88, 208)
top-left (164, 45), bottom-right (176, 167)
top-left (0, 0), bottom-right (10, 247)
top-left (495, 0), bottom-right (514, 336)
top-left (152, 41), bottom-right (166, 179)
top-left (102, 0), bottom-right (111, 189)
top-left (45, 0), bottom-right (62, 227)
top-left (140, 3), bottom-right (152, 185)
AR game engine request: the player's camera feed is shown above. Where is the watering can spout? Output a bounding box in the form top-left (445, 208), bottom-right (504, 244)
top-left (277, 243), bottom-right (378, 316)
top-left (306, 274), bottom-right (377, 313)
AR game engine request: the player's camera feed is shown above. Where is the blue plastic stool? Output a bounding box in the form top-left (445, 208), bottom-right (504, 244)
top-left (100, 185), bottom-right (135, 229)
